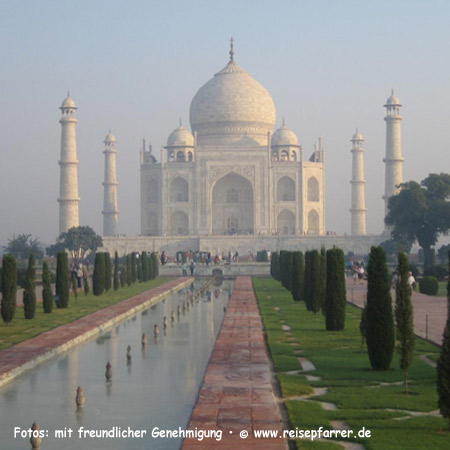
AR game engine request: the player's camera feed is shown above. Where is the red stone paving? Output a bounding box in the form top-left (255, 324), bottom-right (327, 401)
top-left (347, 278), bottom-right (447, 346)
top-left (182, 276), bottom-right (287, 449)
top-left (0, 278), bottom-right (193, 387)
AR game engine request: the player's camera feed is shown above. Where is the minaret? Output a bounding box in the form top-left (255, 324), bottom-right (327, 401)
top-left (383, 90), bottom-right (404, 226)
top-left (102, 131), bottom-right (119, 236)
top-left (58, 93), bottom-right (80, 234)
top-left (350, 130), bottom-right (367, 235)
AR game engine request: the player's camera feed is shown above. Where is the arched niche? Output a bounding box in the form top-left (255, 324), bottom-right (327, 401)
top-left (170, 210), bottom-right (188, 235)
top-left (277, 209), bottom-right (296, 235)
top-left (146, 178), bottom-right (158, 203)
top-left (307, 177), bottom-right (319, 202)
top-left (170, 177), bottom-right (188, 202)
top-left (308, 209), bottom-right (319, 235)
top-left (277, 176), bottom-right (295, 201)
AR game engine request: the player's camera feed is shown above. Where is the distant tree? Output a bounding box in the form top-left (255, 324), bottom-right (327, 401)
top-left (131, 252), bottom-right (137, 283)
top-left (23, 254), bottom-right (37, 319)
top-left (4, 234), bottom-right (44, 260)
top-left (93, 253), bottom-right (106, 296)
top-left (438, 244), bottom-right (450, 265)
top-left (113, 252), bottom-right (120, 291)
top-left (280, 251), bottom-right (293, 292)
top-left (42, 260), bottom-right (53, 313)
top-left (366, 246), bottom-right (394, 370)
top-left (359, 303), bottom-right (367, 352)
top-left (291, 251), bottom-right (304, 302)
top-left (151, 252), bottom-right (159, 279)
top-left (325, 248), bottom-right (346, 330)
top-left (437, 250), bottom-right (450, 429)
top-left (271, 252), bottom-right (280, 281)
top-left (395, 252), bottom-right (415, 395)
top-left (56, 252), bottom-right (70, 308)
top-left (385, 173), bottom-right (450, 269)
top-left (104, 253), bottom-right (112, 291)
top-left (319, 246), bottom-right (327, 314)
top-left (48, 226), bottom-right (103, 263)
top-left (380, 237), bottom-right (412, 263)
top-left (305, 250), bottom-right (321, 313)
top-left (1, 255), bottom-right (17, 324)
top-left (126, 255), bottom-right (132, 286)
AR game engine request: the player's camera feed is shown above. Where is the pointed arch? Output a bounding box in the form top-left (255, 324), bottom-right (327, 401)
top-left (170, 210), bottom-right (188, 235)
top-left (307, 177), bottom-right (319, 202)
top-left (277, 209), bottom-right (296, 235)
top-left (170, 177), bottom-right (188, 202)
top-left (277, 176), bottom-right (295, 201)
top-left (307, 209), bottom-right (319, 235)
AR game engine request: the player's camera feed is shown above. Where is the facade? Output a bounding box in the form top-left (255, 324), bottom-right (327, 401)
top-left (140, 48), bottom-right (325, 238)
top-left (58, 94), bottom-right (80, 234)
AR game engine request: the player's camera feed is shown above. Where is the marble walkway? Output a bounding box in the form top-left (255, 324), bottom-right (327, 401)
top-left (183, 276), bottom-right (287, 449)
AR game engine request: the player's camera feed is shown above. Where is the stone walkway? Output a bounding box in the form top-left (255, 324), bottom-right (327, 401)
top-left (183, 276), bottom-right (287, 449)
top-left (0, 277), bottom-right (193, 388)
top-left (347, 279), bottom-right (447, 346)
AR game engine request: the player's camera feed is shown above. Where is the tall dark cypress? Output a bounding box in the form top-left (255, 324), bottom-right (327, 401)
top-left (319, 246), bottom-right (327, 314)
top-left (105, 252), bottom-right (112, 291)
top-left (437, 250), bottom-right (450, 429)
top-left (42, 260), bottom-right (53, 313)
top-left (291, 251), bottom-right (304, 302)
top-left (395, 251), bottom-right (415, 395)
top-left (366, 246), bottom-right (394, 370)
top-left (280, 251), bottom-right (293, 292)
top-left (325, 248), bottom-right (346, 330)
top-left (131, 252), bottom-right (137, 283)
top-left (126, 255), bottom-right (132, 286)
top-left (304, 250), bottom-right (321, 313)
top-left (93, 253), bottom-right (106, 296)
top-left (141, 252), bottom-right (148, 281)
top-left (1, 254), bottom-right (17, 324)
top-left (56, 252), bottom-right (69, 308)
top-left (23, 254), bottom-right (36, 319)
top-left (113, 252), bottom-right (120, 290)
top-left (271, 252), bottom-right (280, 281)
top-left (151, 252), bottom-right (159, 278)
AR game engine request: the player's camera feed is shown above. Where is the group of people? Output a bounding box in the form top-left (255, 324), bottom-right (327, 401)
top-left (70, 261), bottom-right (87, 288)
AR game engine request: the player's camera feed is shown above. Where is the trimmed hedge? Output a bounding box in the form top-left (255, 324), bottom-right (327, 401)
top-left (419, 276), bottom-right (439, 295)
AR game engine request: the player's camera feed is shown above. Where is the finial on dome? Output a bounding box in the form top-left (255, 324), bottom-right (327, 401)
top-left (67, 90), bottom-right (70, 97)
top-left (391, 88), bottom-right (394, 95)
top-left (229, 36), bottom-right (235, 62)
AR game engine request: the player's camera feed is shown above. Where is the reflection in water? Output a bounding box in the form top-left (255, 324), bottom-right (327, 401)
top-left (0, 279), bottom-right (234, 450)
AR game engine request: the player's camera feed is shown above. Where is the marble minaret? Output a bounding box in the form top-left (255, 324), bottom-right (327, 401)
top-left (58, 93), bottom-right (80, 234)
top-left (350, 130), bottom-right (366, 235)
top-left (383, 90), bottom-right (403, 228)
top-left (102, 132), bottom-right (119, 236)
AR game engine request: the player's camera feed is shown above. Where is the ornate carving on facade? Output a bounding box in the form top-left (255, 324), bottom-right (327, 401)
top-left (209, 165), bottom-right (255, 184)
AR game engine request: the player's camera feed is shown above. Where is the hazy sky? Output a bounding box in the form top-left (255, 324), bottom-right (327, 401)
top-left (1, 0), bottom-right (450, 248)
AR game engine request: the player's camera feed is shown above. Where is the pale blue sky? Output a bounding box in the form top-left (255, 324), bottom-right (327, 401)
top-left (1, 0), bottom-right (450, 246)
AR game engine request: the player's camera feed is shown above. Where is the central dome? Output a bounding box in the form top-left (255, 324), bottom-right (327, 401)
top-left (189, 59), bottom-right (276, 145)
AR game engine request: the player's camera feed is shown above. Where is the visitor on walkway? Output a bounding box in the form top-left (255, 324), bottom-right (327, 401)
top-left (408, 271), bottom-right (416, 293)
top-left (182, 262), bottom-right (187, 276)
top-left (190, 260), bottom-right (195, 276)
top-left (358, 266), bottom-right (365, 284)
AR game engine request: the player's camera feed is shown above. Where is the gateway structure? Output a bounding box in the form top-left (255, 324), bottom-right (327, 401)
top-left (140, 43), bottom-right (325, 237)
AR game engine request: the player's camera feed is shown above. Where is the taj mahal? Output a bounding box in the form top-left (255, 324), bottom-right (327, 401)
top-left (57, 41), bottom-right (404, 255)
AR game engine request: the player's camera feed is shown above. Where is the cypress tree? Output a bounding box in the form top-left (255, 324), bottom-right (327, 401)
top-left (141, 252), bottom-right (148, 281)
top-left (366, 246), bottom-right (394, 370)
top-left (359, 303), bottom-right (367, 352)
top-left (84, 272), bottom-right (90, 296)
top-left (271, 252), bottom-right (280, 281)
top-left (395, 251), bottom-right (415, 395)
top-left (23, 254), bottom-right (36, 319)
top-left (113, 252), bottom-right (120, 290)
top-left (71, 272), bottom-right (78, 299)
top-left (56, 252), bottom-right (69, 308)
top-left (319, 246), bottom-right (327, 314)
top-left (1, 254), bottom-right (17, 324)
top-left (291, 251), bottom-right (304, 302)
top-left (93, 253), bottom-right (106, 296)
top-left (120, 264), bottom-right (127, 287)
top-left (104, 252), bottom-right (112, 291)
top-left (42, 260), bottom-right (53, 313)
top-left (280, 251), bottom-right (293, 292)
top-left (437, 250), bottom-right (450, 429)
top-left (137, 255), bottom-right (143, 282)
top-left (305, 250), bottom-right (321, 313)
top-left (151, 252), bottom-right (159, 278)
top-left (131, 252), bottom-right (137, 283)
top-left (148, 253), bottom-right (154, 280)
top-left (126, 255), bottom-right (132, 286)
top-left (325, 247), bottom-right (346, 331)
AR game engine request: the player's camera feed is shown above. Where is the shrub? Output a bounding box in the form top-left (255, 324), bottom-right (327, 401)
top-left (325, 247), bottom-right (346, 330)
top-left (56, 252), bottom-right (69, 308)
top-left (291, 251), bottom-right (304, 302)
top-left (304, 250), bottom-right (321, 313)
top-left (23, 254), bottom-right (36, 319)
top-left (42, 260), bottom-right (53, 313)
top-left (423, 265), bottom-right (448, 281)
top-left (419, 276), bottom-right (439, 295)
top-left (105, 253), bottom-right (112, 291)
top-left (126, 255), bottom-right (132, 286)
top-left (366, 246), bottom-right (394, 370)
top-left (151, 252), bottom-right (159, 278)
top-left (1, 254), bottom-right (17, 324)
top-left (319, 246), bottom-right (327, 314)
top-left (141, 252), bottom-right (149, 281)
top-left (271, 252), bottom-right (280, 281)
top-left (93, 253), bottom-right (106, 296)
top-left (131, 252), bottom-right (137, 283)
top-left (280, 251), bottom-right (293, 292)
top-left (113, 252), bottom-right (120, 290)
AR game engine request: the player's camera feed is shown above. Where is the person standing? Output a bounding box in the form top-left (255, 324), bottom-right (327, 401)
top-left (190, 260), bottom-right (195, 276)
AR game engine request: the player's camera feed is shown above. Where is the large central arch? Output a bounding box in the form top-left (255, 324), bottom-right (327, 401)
top-left (211, 173), bottom-right (254, 234)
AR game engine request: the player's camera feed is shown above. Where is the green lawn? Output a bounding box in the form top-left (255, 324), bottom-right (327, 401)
top-left (437, 282), bottom-right (448, 297)
top-left (0, 277), bottom-right (173, 350)
top-left (253, 277), bottom-right (449, 450)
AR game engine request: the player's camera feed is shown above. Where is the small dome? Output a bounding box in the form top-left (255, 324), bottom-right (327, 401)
top-left (61, 95), bottom-right (76, 109)
top-left (385, 93), bottom-right (401, 106)
top-left (167, 126), bottom-right (194, 147)
top-left (271, 125), bottom-right (298, 146)
top-left (104, 131), bottom-right (116, 143)
top-left (352, 130), bottom-right (363, 141)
